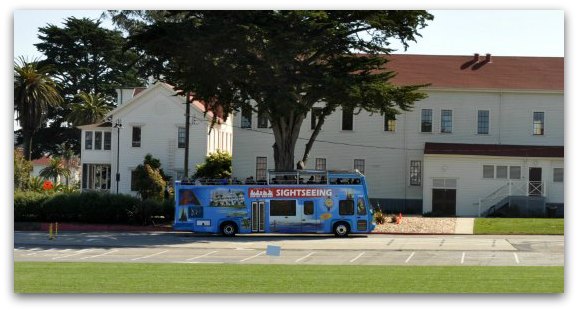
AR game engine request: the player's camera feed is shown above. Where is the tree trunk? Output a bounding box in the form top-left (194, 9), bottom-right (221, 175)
top-left (23, 133), bottom-right (33, 161)
top-left (271, 111), bottom-right (306, 172)
top-left (300, 112), bottom-right (328, 168)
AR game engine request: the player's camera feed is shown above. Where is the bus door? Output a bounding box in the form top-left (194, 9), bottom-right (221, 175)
top-left (355, 195), bottom-right (369, 232)
top-left (251, 201), bottom-right (265, 232)
top-left (301, 200), bottom-right (318, 232)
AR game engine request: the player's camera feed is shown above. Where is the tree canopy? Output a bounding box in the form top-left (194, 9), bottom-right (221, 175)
top-left (111, 10), bottom-right (433, 171)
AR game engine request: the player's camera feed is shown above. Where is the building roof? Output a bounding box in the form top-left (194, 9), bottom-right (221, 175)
top-left (32, 156), bottom-right (51, 166)
top-left (382, 54), bottom-right (563, 91)
top-left (424, 142), bottom-right (564, 158)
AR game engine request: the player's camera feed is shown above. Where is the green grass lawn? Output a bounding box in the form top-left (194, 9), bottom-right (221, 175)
top-left (14, 262), bottom-right (563, 293)
top-left (474, 218), bottom-right (564, 235)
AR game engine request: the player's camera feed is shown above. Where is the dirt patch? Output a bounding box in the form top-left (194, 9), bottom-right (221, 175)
top-left (373, 216), bottom-right (456, 234)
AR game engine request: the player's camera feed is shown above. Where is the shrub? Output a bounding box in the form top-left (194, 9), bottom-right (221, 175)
top-left (194, 150), bottom-right (232, 179)
top-left (14, 191), bottom-right (53, 221)
top-left (373, 211), bottom-right (386, 225)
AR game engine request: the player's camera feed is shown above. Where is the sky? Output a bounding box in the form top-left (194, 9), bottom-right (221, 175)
top-left (13, 9), bottom-right (564, 59)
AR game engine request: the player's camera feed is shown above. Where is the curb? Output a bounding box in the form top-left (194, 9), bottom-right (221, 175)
top-left (15, 222), bottom-right (173, 232)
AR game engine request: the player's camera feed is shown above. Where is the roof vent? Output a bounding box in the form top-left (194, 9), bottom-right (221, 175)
top-left (473, 53), bottom-right (480, 62)
top-left (485, 53), bottom-right (492, 63)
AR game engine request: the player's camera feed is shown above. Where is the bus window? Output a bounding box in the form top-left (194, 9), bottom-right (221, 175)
top-left (357, 198), bottom-right (367, 215)
top-left (304, 201), bottom-right (314, 215)
top-left (339, 200), bottom-right (354, 215)
top-left (270, 200), bottom-right (296, 216)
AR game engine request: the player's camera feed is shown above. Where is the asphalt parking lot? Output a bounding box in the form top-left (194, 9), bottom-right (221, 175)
top-left (14, 231), bottom-right (564, 266)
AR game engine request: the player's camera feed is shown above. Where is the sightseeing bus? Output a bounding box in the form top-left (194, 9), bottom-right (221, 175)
top-left (173, 170), bottom-right (375, 237)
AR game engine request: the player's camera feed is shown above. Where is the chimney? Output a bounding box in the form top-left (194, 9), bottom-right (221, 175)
top-left (473, 53), bottom-right (480, 63)
top-left (485, 53), bottom-right (492, 63)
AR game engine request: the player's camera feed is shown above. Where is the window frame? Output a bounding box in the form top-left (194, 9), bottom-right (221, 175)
top-left (384, 115), bottom-right (396, 132)
top-left (94, 131), bottom-right (102, 150)
top-left (420, 109), bottom-right (433, 133)
top-left (241, 107), bottom-right (252, 128)
top-left (553, 168), bottom-right (563, 183)
top-left (533, 111), bottom-right (545, 136)
top-left (103, 132), bottom-right (111, 150)
top-left (256, 157), bottom-right (268, 181)
top-left (270, 200), bottom-right (297, 216)
top-left (338, 199), bottom-right (355, 216)
top-left (440, 109), bottom-right (453, 133)
top-left (354, 159), bottom-right (365, 174)
top-left (177, 127), bottom-right (186, 148)
top-left (132, 126), bottom-right (142, 148)
top-left (477, 110), bottom-right (490, 135)
top-left (341, 107), bottom-right (354, 131)
top-left (257, 110), bottom-right (268, 129)
top-left (509, 166), bottom-right (522, 180)
top-left (409, 160), bottom-right (422, 186)
top-left (85, 131), bottom-right (93, 150)
top-left (482, 165), bottom-right (495, 179)
top-left (315, 158), bottom-right (327, 171)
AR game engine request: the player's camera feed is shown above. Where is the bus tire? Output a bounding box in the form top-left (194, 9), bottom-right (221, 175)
top-left (220, 222), bottom-right (238, 237)
top-left (333, 222), bottom-right (350, 237)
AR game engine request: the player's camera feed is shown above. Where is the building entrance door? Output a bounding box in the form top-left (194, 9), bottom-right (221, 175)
top-left (528, 167), bottom-right (543, 196)
top-left (432, 189), bottom-right (456, 216)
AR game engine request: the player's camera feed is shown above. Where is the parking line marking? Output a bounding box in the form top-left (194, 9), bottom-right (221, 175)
top-left (404, 252), bottom-right (415, 263)
top-left (513, 253), bottom-right (520, 264)
top-left (349, 252), bottom-right (365, 263)
top-left (131, 250), bottom-right (169, 261)
top-left (80, 250), bottom-right (118, 260)
top-left (240, 251), bottom-right (265, 262)
top-left (296, 252), bottom-right (316, 263)
top-left (461, 252), bottom-right (466, 264)
top-left (186, 251), bottom-right (218, 261)
top-left (52, 249), bottom-right (94, 260)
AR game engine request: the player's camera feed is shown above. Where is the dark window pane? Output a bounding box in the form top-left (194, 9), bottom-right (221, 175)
top-left (257, 110), bottom-right (268, 128)
top-left (270, 200), bottom-right (296, 216)
top-left (533, 112), bottom-right (544, 135)
top-left (304, 201), bottom-right (314, 215)
top-left (441, 110), bottom-right (452, 133)
top-left (421, 109), bottom-right (432, 132)
top-left (339, 200), bottom-right (354, 215)
top-left (342, 107), bottom-right (353, 130)
top-left (256, 157), bottom-right (267, 181)
top-left (354, 159), bottom-right (365, 174)
top-left (178, 127), bottom-right (186, 148)
top-left (384, 116), bottom-right (396, 132)
top-left (132, 127), bottom-right (141, 147)
top-left (94, 132), bottom-right (102, 150)
top-left (241, 108), bottom-right (252, 128)
top-left (104, 132), bottom-right (111, 150)
top-left (410, 160), bottom-right (422, 186)
top-left (478, 110), bottom-right (489, 134)
top-left (85, 131), bottom-right (93, 150)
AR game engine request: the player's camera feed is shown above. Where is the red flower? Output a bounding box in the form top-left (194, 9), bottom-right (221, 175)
top-left (43, 180), bottom-right (54, 190)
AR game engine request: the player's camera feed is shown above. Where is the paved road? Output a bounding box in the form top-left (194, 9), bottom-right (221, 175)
top-left (14, 231), bottom-right (564, 266)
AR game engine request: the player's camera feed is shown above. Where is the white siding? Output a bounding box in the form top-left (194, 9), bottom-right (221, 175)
top-left (232, 89), bottom-right (564, 208)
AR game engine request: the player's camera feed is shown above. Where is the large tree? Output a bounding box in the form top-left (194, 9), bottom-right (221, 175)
top-left (112, 10), bottom-right (432, 171)
top-left (14, 57), bottom-right (63, 160)
top-left (35, 17), bottom-right (143, 128)
top-left (67, 92), bottom-right (114, 126)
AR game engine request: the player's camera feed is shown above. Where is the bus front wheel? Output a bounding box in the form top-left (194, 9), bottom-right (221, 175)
top-left (333, 222), bottom-right (350, 237)
top-left (221, 222), bottom-right (238, 237)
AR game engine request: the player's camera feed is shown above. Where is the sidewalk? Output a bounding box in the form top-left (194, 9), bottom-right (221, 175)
top-left (454, 218), bottom-right (475, 234)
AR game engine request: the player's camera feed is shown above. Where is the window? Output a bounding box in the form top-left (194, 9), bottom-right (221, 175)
top-left (496, 166), bottom-right (508, 179)
top-left (131, 170), bottom-right (139, 191)
top-left (315, 158), bottom-right (326, 171)
top-left (85, 131), bottom-right (93, 150)
top-left (270, 200), bottom-right (296, 216)
top-left (477, 110), bottom-right (490, 134)
top-left (304, 201), bottom-right (314, 215)
top-left (483, 165), bottom-right (494, 179)
top-left (384, 116), bottom-right (396, 132)
top-left (311, 107), bottom-right (323, 130)
top-left (339, 200), bottom-right (354, 215)
top-left (178, 127), bottom-right (186, 148)
top-left (104, 132), bottom-right (111, 150)
top-left (342, 107), bottom-right (353, 131)
top-left (256, 157), bottom-right (267, 181)
top-left (94, 132), bottom-right (102, 150)
top-left (241, 107), bottom-right (252, 128)
top-left (409, 160), bottom-right (422, 186)
top-left (354, 159), bottom-right (365, 174)
top-left (132, 126), bottom-right (141, 147)
top-left (257, 110), bottom-right (268, 128)
top-left (82, 164), bottom-right (111, 190)
top-left (510, 166), bottom-right (521, 180)
top-left (553, 168), bottom-right (563, 182)
top-left (533, 112), bottom-right (545, 135)
top-left (441, 110), bottom-right (452, 133)
top-left (421, 109), bottom-right (432, 133)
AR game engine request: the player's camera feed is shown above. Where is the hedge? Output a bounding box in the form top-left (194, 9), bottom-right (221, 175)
top-left (14, 191), bottom-right (174, 225)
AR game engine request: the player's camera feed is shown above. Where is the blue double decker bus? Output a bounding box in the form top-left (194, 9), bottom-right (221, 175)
top-left (174, 170), bottom-right (375, 237)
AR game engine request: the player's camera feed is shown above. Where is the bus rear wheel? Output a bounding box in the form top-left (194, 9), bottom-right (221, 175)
top-left (333, 222), bottom-right (350, 237)
top-left (221, 222), bottom-right (238, 237)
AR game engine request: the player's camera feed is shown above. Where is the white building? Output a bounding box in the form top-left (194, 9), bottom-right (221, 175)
top-left (231, 54), bottom-right (564, 216)
top-left (78, 82), bottom-right (233, 195)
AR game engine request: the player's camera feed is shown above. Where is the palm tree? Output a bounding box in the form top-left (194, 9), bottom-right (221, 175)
top-left (67, 92), bottom-right (112, 126)
top-left (39, 157), bottom-right (71, 184)
top-left (14, 57), bottom-right (63, 160)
